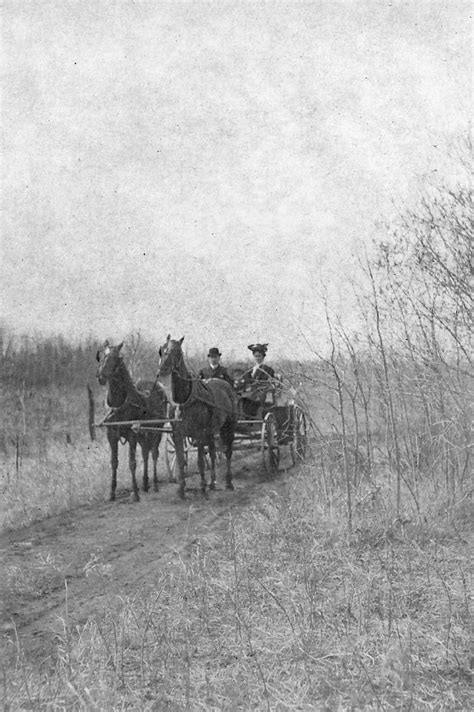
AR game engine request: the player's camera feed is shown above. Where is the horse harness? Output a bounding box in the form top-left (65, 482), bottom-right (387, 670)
top-left (102, 361), bottom-right (157, 443)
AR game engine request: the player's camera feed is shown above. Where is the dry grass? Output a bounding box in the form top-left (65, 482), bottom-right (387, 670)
top-left (0, 438), bottom-right (111, 531)
top-left (0, 384), bottom-right (161, 531)
top-left (3, 466), bottom-right (472, 711)
top-left (0, 365), bottom-right (472, 710)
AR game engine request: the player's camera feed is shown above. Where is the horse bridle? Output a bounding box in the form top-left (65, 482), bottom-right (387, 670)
top-left (97, 349), bottom-right (122, 383)
top-left (158, 342), bottom-right (217, 410)
top-left (159, 343), bottom-right (194, 382)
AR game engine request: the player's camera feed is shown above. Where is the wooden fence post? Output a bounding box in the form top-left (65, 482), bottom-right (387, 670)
top-left (87, 384), bottom-right (95, 441)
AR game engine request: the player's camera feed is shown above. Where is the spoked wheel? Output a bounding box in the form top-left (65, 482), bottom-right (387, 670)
top-left (261, 412), bottom-right (280, 477)
top-left (290, 405), bottom-right (308, 465)
top-left (165, 432), bottom-right (191, 483)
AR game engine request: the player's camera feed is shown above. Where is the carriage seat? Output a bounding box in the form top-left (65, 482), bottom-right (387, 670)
top-left (238, 379), bottom-right (281, 418)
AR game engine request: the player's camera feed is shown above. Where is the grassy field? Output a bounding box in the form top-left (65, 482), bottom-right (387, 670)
top-left (0, 383), bottom-right (113, 531)
top-left (1, 462), bottom-right (472, 710)
top-left (0, 364), bottom-right (472, 710)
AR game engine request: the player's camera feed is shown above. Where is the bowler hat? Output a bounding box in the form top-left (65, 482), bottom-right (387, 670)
top-left (208, 347), bottom-right (222, 357)
top-left (248, 343), bottom-right (268, 355)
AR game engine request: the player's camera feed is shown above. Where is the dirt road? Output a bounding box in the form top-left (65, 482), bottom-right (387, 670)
top-left (0, 450), bottom-right (295, 671)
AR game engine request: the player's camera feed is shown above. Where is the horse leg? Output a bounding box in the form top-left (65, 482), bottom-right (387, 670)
top-left (128, 433), bottom-right (140, 502)
top-left (208, 437), bottom-right (217, 490)
top-left (152, 436), bottom-right (160, 492)
top-left (197, 443), bottom-right (208, 498)
top-left (172, 422), bottom-right (186, 499)
top-left (141, 438), bottom-right (150, 492)
top-left (221, 422), bottom-right (234, 490)
top-left (109, 433), bottom-right (119, 501)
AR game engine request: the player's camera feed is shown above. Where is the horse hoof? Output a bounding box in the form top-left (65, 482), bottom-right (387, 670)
top-left (226, 482), bottom-right (234, 491)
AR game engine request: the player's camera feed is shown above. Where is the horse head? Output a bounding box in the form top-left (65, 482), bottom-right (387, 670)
top-left (157, 335), bottom-right (184, 378)
top-left (96, 341), bottom-right (124, 385)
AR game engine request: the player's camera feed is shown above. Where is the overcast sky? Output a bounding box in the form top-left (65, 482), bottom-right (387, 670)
top-left (2, 1), bottom-right (470, 357)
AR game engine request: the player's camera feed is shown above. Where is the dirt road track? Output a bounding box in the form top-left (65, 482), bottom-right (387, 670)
top-left (0, 451), bottom-right (295, 671)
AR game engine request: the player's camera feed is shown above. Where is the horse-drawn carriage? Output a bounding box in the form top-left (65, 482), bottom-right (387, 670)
top-left (95, 338), bottom-right (308, 500)
top-left (162, 360), bottom-right (308, 481)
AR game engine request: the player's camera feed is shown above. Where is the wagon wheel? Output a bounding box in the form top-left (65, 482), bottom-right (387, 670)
top-left (261, 412), bottom-right (280, 477)
top-left (290, 405), bottom-right (307, 465)
top-left (165, 431), bottom-right (191, 483)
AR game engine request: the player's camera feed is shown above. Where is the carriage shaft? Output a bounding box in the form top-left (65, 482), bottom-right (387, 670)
top-left (96, 418), bottom-right (177, 427)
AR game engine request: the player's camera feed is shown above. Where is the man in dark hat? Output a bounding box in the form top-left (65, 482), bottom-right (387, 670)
top-left (199, 347), bottom-right (233, 385)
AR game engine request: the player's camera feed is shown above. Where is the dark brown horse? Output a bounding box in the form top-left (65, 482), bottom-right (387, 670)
top-left (96, 341), bottom-right (168, 502)
top-left (157, 335), bottom-right (237, 498)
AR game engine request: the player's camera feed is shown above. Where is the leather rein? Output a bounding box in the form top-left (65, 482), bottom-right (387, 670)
top-left (168, 352), bottom-right (216, 409)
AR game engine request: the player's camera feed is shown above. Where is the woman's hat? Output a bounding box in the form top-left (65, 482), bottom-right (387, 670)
top-left (208, 347), bottom-right (222, 357)
top-left (248, 343), bottom-right (268, 355)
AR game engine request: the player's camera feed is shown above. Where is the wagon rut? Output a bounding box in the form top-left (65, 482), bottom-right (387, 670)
top-left (0, 451), bottom-right (294, 672)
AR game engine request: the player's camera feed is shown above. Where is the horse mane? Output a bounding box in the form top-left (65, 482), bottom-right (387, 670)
top-left (107, 357), bottom-right (152, 410)
top-left (119, 359), bottom-right (145, 400)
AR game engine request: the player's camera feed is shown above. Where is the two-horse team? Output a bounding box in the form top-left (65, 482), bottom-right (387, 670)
top-left (96, 336), bottom-right (237, 502)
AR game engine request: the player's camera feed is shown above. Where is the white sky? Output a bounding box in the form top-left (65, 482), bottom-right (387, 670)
top-left (2, 0), bottom-right (471, 357)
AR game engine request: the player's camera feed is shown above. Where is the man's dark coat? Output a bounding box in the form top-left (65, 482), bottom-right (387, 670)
top-left (199, 364), bottom-right (233, 386)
